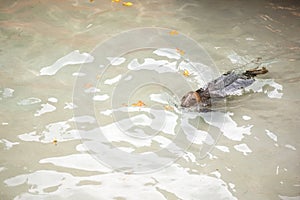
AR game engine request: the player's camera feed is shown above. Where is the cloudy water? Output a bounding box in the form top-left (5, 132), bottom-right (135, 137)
top-left (0, 0), bottom-right (299, 199)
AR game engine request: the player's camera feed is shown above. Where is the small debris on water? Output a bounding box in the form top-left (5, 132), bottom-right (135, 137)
top-left (164, 105), bottom-right (174, 111)
top-left (183, 69), bottom-right (190, 77)
top-left (53, 139), bottom-right (58, 145)
top-left (132, 100), bottom-right (145, 107)
top-left (176, 48), bottom-right (185, 55)
top-left (122, 1), bottom-right (133, 6)
top-left (169, 30), bottom-right (179, 35)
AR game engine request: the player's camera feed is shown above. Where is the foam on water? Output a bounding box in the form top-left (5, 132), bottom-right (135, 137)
top-left (39, 50), bottom-right (94, 76)
top-left (17, 97), bottom-right (42, 105)
top-left (107, 57), bottom-right (126, 66)
top-left (3, 164), bottom-right (237, 200)
top-left (234, 143), bottom-right (252, 155)
top-left (1, 1), bottom-right (299, 199)
top-left (34, 103), bottom-right (56, 116)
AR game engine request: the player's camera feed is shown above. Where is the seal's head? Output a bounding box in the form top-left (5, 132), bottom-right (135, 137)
top-left (180, 91), bottom-right (201, 108)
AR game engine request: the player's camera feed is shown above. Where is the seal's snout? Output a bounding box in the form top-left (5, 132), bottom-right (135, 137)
top-left (180, 91), bottom-right (200, 108)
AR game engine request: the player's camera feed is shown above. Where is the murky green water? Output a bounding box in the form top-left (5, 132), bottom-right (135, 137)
top-left (0, 0), bottom-right (299, 199)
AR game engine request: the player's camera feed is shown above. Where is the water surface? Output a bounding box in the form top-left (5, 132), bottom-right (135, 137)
top-left (0, 0), bottom-right (300, 199)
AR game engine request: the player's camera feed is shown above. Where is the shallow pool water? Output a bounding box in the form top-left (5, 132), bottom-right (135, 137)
top-left (0, 0), bottom-right (300, 199)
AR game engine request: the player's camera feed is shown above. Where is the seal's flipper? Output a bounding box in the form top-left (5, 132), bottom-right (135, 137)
top-left (243, 67), bottom-right (268, 78)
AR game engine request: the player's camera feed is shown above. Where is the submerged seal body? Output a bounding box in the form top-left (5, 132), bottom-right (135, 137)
top-left (180, 67), bottom-right (268, 108)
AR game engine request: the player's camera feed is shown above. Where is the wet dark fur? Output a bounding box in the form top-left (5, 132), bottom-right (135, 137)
top-left (180, 67), bottom-right (268, 108)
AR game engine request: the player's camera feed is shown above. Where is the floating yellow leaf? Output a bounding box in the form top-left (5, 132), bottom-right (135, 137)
top-left (132, 100), bottom-right (145, 107)
top-left (53, 139), bottom-right (58, 145)
top-left (176, 48), bottom-right (185, 55)
top-left (123, 1), bottom-right (133, 6)
top-left (164, 105), bottom-right (174, 111)
top-left (183, 69), bottom-right (190, 77)
top-left (112, 0), bottom-right (121, 2)
top-left (169, 30), bottom-right (178, 35)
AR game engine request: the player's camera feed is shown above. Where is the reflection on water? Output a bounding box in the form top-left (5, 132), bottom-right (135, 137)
top-left (1, 0), bottom-right (300, 199)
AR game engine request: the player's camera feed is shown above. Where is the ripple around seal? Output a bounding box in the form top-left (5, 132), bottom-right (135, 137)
top-left (72, 27), bottom-right (221, 173)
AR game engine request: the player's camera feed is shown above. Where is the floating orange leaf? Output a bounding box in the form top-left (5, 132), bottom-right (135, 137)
top-left (176, 48), bottom-right (185, 55)
top-left (132, 100), bottom-right (145, 107)
top-left (183, 69), bottom-right (190, 77)
top-left (169, 30), bottom-right (179, 35)
top-left (123, 1), bottom-right (133, 6)
top-left (90, 0), bottom-right (94, 2)
top-left (164, 105), bottom-right (174, 111)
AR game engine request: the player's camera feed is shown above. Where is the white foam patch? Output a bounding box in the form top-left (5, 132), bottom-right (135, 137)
top-left (0, 139), bottom-right (19, 150)
top-left (34, 103), bottom-right (56, 116)
top-left (39, 154), bottom-right (111, 172)
top-left (72, 72), bottom-right (86, 77)
top-left (154, 165), bottom-right (237, 200)
top-left (152, 135), bottom-right (173, 148)
top-left (279, 195), bottom-right (300, 200)
top-left (128, 58), bottom-right (177, 73)
top-left (229, 183), bottom-right (236, 192)
top-left (245, 79), bottom-right (283, 99)
top-left (100, 109), bottom-right (113, 116)
top-left (284, 144), bottom-right (296, 151)
top-left (69, 116), bottom-right (96, 124)
top-left (153, 48), bottom-right (181, 60)
top-left (201, 112), bottom-right (252, 141)
top-left (75, 144), bottom-right (87, 152)
top-left (17, 97), bottom-right (41, 105)
top-left (3, 165), bottom-right (237, 200)
top-left (210, 170), bottom-right (221, 178)
top-left (234, 143), bottom-right (252, 155)
top-left (64, 102), bottom-right (77, 109)
top-left (101, 122), bottom-right (152, 147)
top-left (48, 97), bottom-right (58, 103)
top-left (93, 94), bottom-right (109, 101)
top-left (182, 151), bottom-right (196, 163)
top-left (117, 147), bottom-right (135, 153)
top-left (98, 107), bottom-right (178, 147)
top-left (104, 74), bottom-right (122, 85)
top-left (265, 129), bottom-right (278, 142)
top-left (40, 50), bottom-right (94, 76)
top-left (2, 88), bottom-right (14, 98)
top-left (18, 120), bottom-right (80, 143)
top-left (181, 113), bottom-right (211, 145)
top-left (107, 57), bottom-right (126, 66)
top-left (150, 93), bottom-right (169, 104)
top-left (18, 131), bottom-right (40, 142)
top-left (215, 145), bottom-right (230, 153)
top-left (242, 115), bottom-right (251, 120)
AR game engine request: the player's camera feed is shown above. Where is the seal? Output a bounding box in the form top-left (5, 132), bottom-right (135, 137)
top-left (180, 67), bottom-right (268, 108)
